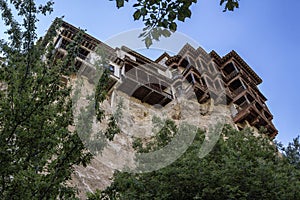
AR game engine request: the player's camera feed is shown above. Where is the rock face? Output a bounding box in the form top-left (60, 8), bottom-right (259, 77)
top-left (72, 160), bottom-right (114, 196)
top-left (71, 84), bottom-right (234, 198)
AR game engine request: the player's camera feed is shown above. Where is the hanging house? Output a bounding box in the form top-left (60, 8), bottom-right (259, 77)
top-left (50, 20), bottom-right (277, 139)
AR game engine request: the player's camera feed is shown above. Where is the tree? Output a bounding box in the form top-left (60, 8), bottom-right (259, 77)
top-left (111, 0), bottom-right (240, 47)
top-left (278, 136), bottom-right (300, 170)
top-left (88, 125), bottom-right (300, 199)
top-left (0, 1), bottom-right (93, 199)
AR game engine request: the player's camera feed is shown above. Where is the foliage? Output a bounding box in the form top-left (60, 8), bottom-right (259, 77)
top-left (91, 48), bottom-right (123, 141)
top-left (88, 125), bottom-right (300, 200)
top-left (104, 98), bottom-right (123, 141)
top-left (111, 0), bottom-right (240, 47)
top-left (0, 1), bottom-right (93, 199)
top-left (133, 116), bottom-right (178, 153)
top-left (278, 136), bottom-right (300, 170)
top-left (95, 68), bottom-right (110, 122)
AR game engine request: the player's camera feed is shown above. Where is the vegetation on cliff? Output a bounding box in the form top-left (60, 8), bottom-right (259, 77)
top-left (0, 1), bottom-right (93, 199)
top-left (89, 125), bottom-right (300, 200)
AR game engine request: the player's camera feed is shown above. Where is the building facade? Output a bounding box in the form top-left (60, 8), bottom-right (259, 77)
top-left (52, 20), bottom-right (277, 139)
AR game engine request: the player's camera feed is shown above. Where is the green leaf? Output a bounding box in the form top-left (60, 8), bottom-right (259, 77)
top-left (222, 0), bottom-right (240, 12)
top-left (169, 22), bottom-right (177, 32)
top-left (162, 19), bottom-right (168, 28)
top-left (116, 0), bottom-right (125, 8)
top-left (161, 29), bottom-right (171, 37)
top-left (151, 28), bottom-right (160, 41)
top-left (168, 11), bottom-right (177, 21)
top-left (144, 36), bottom-right (153, 48)
top-left (133, 10), bottom-right (141, 20)
top-left (185, 8), bottom-right (192, 18)
top-left (177, 11), bottom-right (186, 22)
top-left (140, 7), bottom-right (147, 15)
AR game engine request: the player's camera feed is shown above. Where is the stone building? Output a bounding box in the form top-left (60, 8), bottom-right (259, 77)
top-left (52, 20), bottom-right (277, 138)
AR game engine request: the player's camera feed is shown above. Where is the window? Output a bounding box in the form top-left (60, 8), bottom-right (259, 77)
top-left (109, 65), bottom-right (114, 73)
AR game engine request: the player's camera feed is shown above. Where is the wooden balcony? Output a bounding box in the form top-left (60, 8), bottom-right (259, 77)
top-left (132, 84), bottom-right (173, 106)
top-left (182, 82), bottom-right (209, 103)
top-left (233, 101), bottom-right (277, 137)
top-left (242, 89), bottom-right (274, 121)
top-left (224, 70), bottom-right (239, 82)
top-left (232, 86), bottom-right (247, 97)
top-left (194, 89), bottom-right (209, 104)
top-left (117, 70), bottom-right (173, 107)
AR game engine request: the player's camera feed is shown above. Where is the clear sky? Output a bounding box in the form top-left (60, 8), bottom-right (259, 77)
top-left (1, 0), bottom-right (299, 145)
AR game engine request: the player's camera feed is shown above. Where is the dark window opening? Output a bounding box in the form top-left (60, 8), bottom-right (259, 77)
top-left (194, 74), bottom-right (201, 85)
top-left (61, 29), bottom-right (75, 40)
top-left (125, 64), bottom-right (134, 73)
top-left (81, 40), bottom-right (96, 51)
top-left (75, 60), bottom-right (82, 70)
top-left (180, 58), bottom-right (189, 68)
top-left (160, 84), bottom-right (167, 91)
top-left (60, 38), bottom-right (70, 50)
top-left (235, 96), bottom-right (248, 109)
top-left (186, 74), bottom-right (193, 84)
top-left (201, 77), bottom-right (206, 86)
top-left (229, 79), bottom-right (244, 91)
top-left (255, 102), bottom-right (263, 112)
top-left (109, 65), bottom-right (114, 73)
top-left (147, 83), bottom-right (162, 92)
top-left (264, 111), bottom-right (272, 119)
top-left (247, 94), bottom-right (254, 103)
top-left (54, 35), bottom-right (62, 48)
top-left (237, 126), bottom-right (243, 131)
top-left (124, 65), bottom-right (136, 79)
top-left (78, 48), bottom-right (89, 60)
top-left (223, 62), bottom-right (237, 76)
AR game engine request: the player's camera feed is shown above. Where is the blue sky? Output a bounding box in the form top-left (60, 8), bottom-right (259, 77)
top-left (1, 0), bottom-right (300, 145)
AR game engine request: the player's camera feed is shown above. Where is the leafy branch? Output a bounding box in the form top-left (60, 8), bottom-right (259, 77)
top-left (111, 0), bottom-right (240, 47)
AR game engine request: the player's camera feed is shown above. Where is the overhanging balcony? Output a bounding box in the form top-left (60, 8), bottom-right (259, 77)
top-left (117, 67), bottom-right (173, 107)
top-left (233, 101), bottom-right (277, 137)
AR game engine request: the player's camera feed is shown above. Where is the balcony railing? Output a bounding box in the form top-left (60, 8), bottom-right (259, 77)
top-left (146, 83), bottom-right (173, 100)
top-left (122, 72), bottom-right (173, 100)
top-left (77, 52), bottom-right (88, 60)
top-left (234, 100), bottom-right (273, 128)
top-left (233, 101), bottom-right (253, 123)
top-left (232, 86), bottom-right (246, 96)
top-left (236, 101), bottom-right (251, 111)
top-left (124, 70), bottom-right (137, 81)
top-left (224, 70), bottom-right (239, 82)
